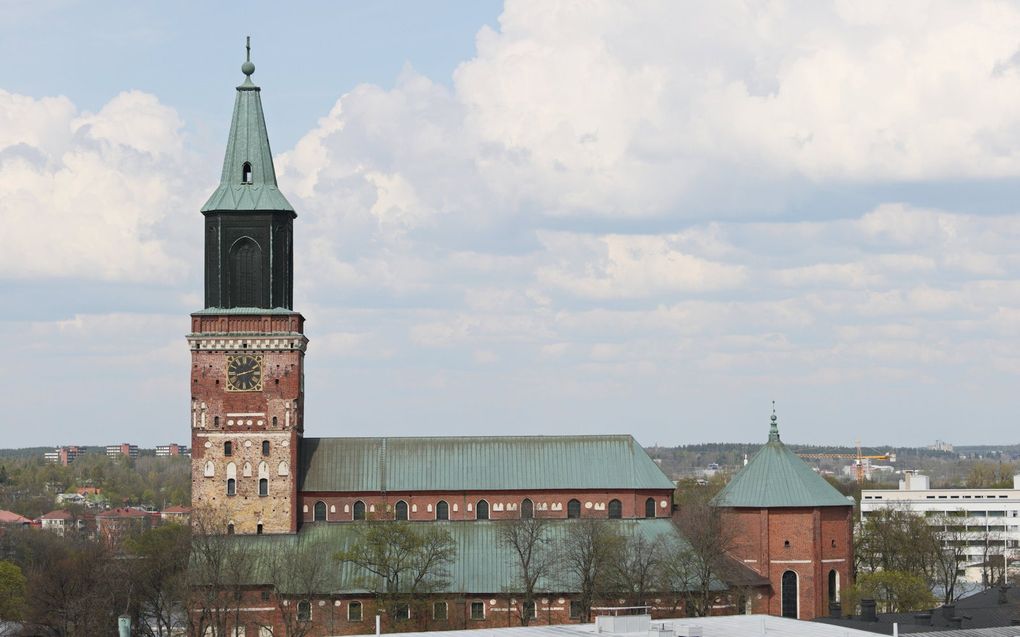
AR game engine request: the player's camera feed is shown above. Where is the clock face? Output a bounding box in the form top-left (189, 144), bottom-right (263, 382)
top-left (226, 354), bottom-right (263, 392)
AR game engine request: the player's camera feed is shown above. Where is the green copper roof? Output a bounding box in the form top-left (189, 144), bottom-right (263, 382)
top-left (299, 435), bottom-right (676, 493)
top-left (211, 519), bottom-right (701, 595)
top-left (711, 413), bottom-right (853, 509)
top-left (201, 39), bottom-right (294, 213)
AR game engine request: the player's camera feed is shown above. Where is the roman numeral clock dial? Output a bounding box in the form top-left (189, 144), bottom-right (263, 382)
top-left (226, 354), bottom-right (263, 392)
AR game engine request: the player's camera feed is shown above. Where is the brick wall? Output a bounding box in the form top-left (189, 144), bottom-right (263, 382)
top-left (297, 490), bottom-right (673, 523)
top-left (719, 505), bottom-right (853, 621)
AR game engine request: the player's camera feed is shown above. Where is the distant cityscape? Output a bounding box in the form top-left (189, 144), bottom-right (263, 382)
top-left (40, 442), bottom-right (190, 465)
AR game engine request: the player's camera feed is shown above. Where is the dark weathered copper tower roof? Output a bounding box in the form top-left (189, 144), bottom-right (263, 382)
top-left (202, 37), bottom-right (293, 213)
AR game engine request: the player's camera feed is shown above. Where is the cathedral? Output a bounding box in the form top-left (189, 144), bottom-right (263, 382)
top-left (188, 45), bottom-right (851, 636)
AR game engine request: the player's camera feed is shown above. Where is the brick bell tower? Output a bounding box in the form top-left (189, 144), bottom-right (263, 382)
top-left (188, 39), bottom-right (305, 535)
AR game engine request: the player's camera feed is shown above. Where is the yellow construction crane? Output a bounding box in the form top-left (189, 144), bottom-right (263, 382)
top-left (797, 440), bottom-right (896, 481)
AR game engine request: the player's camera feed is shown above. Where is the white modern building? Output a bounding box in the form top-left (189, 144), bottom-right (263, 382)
top-left (860, 472), bottom-right (1020, 584)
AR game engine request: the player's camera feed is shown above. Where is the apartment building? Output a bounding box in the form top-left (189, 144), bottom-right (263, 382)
top-left (860, 472), bottom-right (1020, 584)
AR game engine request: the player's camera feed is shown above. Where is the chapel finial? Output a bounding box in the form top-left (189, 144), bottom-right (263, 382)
top-left (769, 401), bottom-right (780, 441)
top-left (241, 36), bottom-right (255, 81)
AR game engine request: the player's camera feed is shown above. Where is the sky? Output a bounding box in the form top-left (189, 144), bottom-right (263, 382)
top-left (3, 1), bottom-right (1020, 449)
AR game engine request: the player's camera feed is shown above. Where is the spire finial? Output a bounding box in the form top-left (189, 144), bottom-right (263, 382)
top-left (769, 401), bottom-right (780, 441)
top-left (241, 36), bottom-right (255, 82)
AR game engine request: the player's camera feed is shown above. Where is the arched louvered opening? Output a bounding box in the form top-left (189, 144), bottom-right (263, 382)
top-left (476, 500), bottom-right (489, 520)
top-left (521, 498), bottom-right (534, 519)
top-left (313, 500), bottom-right (327, 522)
top-left (353, 500), bottom-right (366, 521)
top-left (781, 570), bottom-right (798, 619)
top-left (645, 497), bottom-right (656, 518)
top-left (608, 499), bottom-right (622, 519)
top-left (567, 499), bottom-right (581, 519)
top-left (395, 500), bottom-right (408, 521)
top-left (436, 500), bottom-right (449, 520)
top-left (241, 161), bottom-right (253, 184)
top-left (228, 236), bottom-right (262, 308)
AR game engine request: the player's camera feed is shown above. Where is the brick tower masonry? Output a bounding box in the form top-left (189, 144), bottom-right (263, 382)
top-left (188, 40), bottom-right (305, 535)
top-left (712, 411), bottom-right (854, 620)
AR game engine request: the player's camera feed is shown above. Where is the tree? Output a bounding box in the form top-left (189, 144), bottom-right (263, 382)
top-left (499, 517), bottom-right (558, 626)
top-left (0, 560), bottom-right (26, 620)
top-left (125, 523), bottom-right (191, 637)
top-left (268, 540), bottom-right (335, 637)
top-left (186, 506), bottom-right (255, 637)
top-left (559, 520), bottom-right (624, 622)
top-left (666, 497), bottom-right (735, 617)
top-left (608, 534), bottom-right (666, 610)
top-left (335, 522), bottom-right (456, 628)
top-left (844, 571), bottom-right (936, 613)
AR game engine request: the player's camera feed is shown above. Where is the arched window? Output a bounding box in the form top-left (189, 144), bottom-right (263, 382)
top-left (395, 500), bottom-right (409, 521)
top-left (476, 499), bottom-right (489, 520)
top-left (567, 499), bottom-right (581, 519)
top-left (608, 499), bottom-right (622, 519)
top-left (259, 478), bottom-right (268, 496)
top-left (241, 162), bottom-right (253, 184)
top-left (828, 569), bottom-right (839, 603)
top-left (228, 237), bottom-right (262, 308)
top-left (348, 601), bottom-right (363, 621)
top-left (436, 500), bottom-right (449, 520)
top-left (313, 501), bottom-right (327, 522)
top-left (353, 500), bottom-right (366, 521)
top-left (645, 497), bottom-right (656, 518)
top-left (781, 570), bottom-right (798, 619)
top-left (521, 498), bottom-right (534, 519)
top-left (297, 599), bottom-right (311, 621)
top-left (227, 523), bottom-right (234, 535)
top-left (224, 441), bottom-right (232, 456)
top-left (262, 440), bottom-right (270, 456)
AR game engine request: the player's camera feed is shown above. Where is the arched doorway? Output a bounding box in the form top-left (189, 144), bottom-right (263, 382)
top-left (781, 570), bottom-right (798, 618)
top-left (828, 569), bottom-right (839, 604)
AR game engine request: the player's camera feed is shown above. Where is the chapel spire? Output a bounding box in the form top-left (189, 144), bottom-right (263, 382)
top-left (201, 37), bottom-right (294, 213)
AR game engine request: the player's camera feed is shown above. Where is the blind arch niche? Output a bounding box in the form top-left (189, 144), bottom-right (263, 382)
top-left (228, 236), bottom-right (263, 308)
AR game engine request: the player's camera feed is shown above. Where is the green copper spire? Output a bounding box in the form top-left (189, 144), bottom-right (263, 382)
top-left (710, 405), bottom-right (852, 509)
top-left (201, 37), bottom-right (294, 213)
top-left (769, 401), bottom-right (780, 442)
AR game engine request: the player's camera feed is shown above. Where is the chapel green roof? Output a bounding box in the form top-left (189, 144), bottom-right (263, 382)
top-left (206, 519), bottom-right (704, 595)
top-left (711, 412), bottom-right (853, 509)
top-left (299, 435), bottom-right (676, 493)
top-left (201, 38), bottom-right (294, 213)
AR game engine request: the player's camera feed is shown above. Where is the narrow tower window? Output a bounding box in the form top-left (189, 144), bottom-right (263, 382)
top-left (353, 500), bottom-right (366, 521)
top-left (228, 237), bottom-right (263, 308)
top-left (224, 441), bottom-right (232, 456)
top-left (395, 500), bottom-right (409, 521)
top-left (313, 501), bottom-right (327, 522)
top-left (242, 161), bottom-right (253, 184)
top-left (476, 499), bottom-right (489, 520)
top-left (262, 440), bottom-right (270, 456)
top-left (436, 500), bottom-right (449, 521)
top-left (645, 497), bottom-right (656, 518)
top-left (259, 478), bottom-right (268, 496)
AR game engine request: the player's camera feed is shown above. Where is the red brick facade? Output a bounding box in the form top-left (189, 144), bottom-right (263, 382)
top-left (299, 490), bottom-right (672, 523)
top-left (720, 505), bottom-right (853, 620)
top-left (194, 589), bottom-right (761, 637)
